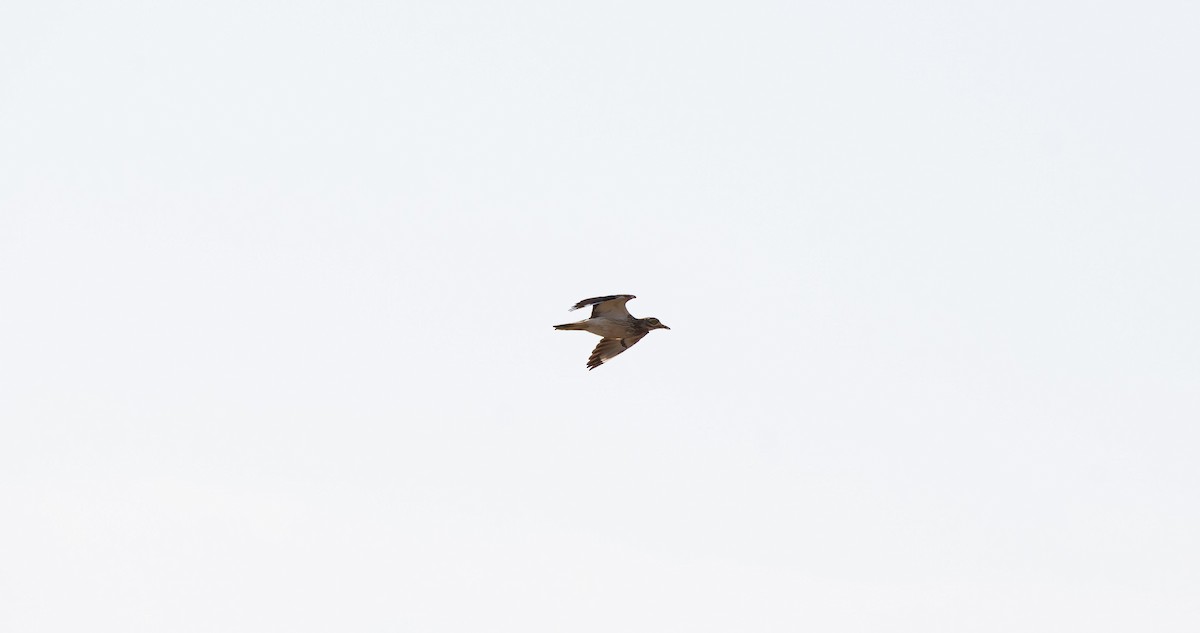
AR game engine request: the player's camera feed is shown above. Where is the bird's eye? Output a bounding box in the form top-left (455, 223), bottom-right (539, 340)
top-left (649, 318), bottom-right (659, 324)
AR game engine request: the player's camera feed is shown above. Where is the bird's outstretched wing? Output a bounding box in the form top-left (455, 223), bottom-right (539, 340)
top-left (587, 334), bottom-right (646, 370)
top-left (570, 294), bottom-right (636, 319)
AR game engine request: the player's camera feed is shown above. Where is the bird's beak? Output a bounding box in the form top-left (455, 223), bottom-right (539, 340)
top-left (659, 324), bottom-right (671, 330)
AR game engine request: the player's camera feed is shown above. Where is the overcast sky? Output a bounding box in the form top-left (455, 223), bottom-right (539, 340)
top-left (2, 1), bottom-right (1198, 631)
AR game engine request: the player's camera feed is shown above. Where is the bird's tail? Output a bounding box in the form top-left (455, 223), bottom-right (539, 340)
top-left (554, 322), bottom-right (587, 331)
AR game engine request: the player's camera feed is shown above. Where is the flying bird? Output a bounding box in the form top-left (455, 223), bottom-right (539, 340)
top-left (553, 294), bottom-right (670, 370)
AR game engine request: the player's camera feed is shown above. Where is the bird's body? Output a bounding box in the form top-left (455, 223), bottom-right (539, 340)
top-left (553, 295), bottom-right (670, 370)
top-left (553, 316), bottom-right (646, 339)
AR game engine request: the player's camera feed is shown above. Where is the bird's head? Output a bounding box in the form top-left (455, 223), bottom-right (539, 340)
top-left (644, 317), bottom-right (670, 330)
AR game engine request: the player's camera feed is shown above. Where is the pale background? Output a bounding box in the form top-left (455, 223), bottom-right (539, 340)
top-left (2, 1), bottom-right (1198, 631)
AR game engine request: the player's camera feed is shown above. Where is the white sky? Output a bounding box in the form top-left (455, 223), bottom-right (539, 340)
top-left (2, 1), bottom-right (1198, 631)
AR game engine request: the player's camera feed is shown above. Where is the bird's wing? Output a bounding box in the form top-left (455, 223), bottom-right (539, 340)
top-left (570, 294), bottom-right (636, 319)
top-left (587, 334), bottom-right (646, 370)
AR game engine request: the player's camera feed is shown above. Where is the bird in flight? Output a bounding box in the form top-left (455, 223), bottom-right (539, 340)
top-left (554, 294), bottom-right (670, 370)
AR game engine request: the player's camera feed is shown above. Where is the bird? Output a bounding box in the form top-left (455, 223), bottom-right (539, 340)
top-left (553, 294), bottom-right (670, 370)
